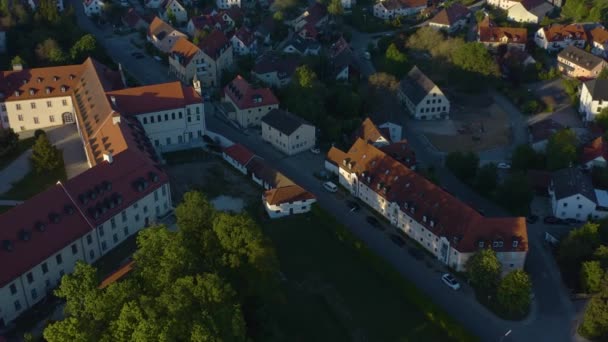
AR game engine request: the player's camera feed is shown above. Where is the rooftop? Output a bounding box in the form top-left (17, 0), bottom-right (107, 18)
top-left (581, 137), bottom-right (608, 164)
top-left (429, 3), bottom-right (470, 26)
top-left (169, 37), bottom-right (201, 67)
top-left (224, 75), bottom-right (278, 110)
top-left (261, 109), bottom-right (311, 135)
top-left (198, 30), bottom-right (230, 60)
top-left (223, 143), bottom-right (255, 166)
top-left (540, 24), bottom-right (587, 42)
top-left (399, 66), bottom-right (439, 104)
top-left (583, 79), bottom-right (608, 101)
top-left (551, 167), bottom-right (596, 201)
top-left (264, 184), bottom-right (315, 205)
top-left (106, 81), bottom-right (201, 116)
top-left (558, 45), bottom-right (606, 70)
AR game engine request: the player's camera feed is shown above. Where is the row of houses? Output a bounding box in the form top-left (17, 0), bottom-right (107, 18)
top-left (0, 58), bottom-right (206, 327)
top-left (324, 125), bottom-right (528, 272)
top-left (221, 144), bottom-right (316, 218)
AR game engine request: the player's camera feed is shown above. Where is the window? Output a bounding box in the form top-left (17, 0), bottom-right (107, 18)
top-left (55, 253), bottom-right (63, 265)
top-left (157, 115), bottom-right (161, 122)
top-left (188, 116), bottom-right (191, 122)
top-left (171, 113), bottom-right (175, 120)
top-left (121, 211), bottom-right (127, 222)
top-left (563, 203), bottom-right (568, 207)
top-left (46, 101), bottom-right (52, 107)
top-left (89, 250), bottom-right (95, 259)
top-left (135, 214), bottom-right (139, 222)
top-left (196, 107), bottom-right (200, 114)
top-left (143, 117), bottom-right (147, 124)
top-left (154, 190), bottom-right (159, 201)
top-left (196, 115), bottom-right (200, 121)
top-left (49, 115), bottom-right (55, 123)
top-left (123, 226), bottom-right (129, 236)
top-left (156, 206), bottom-right (160, 215)
top-left (31, 289), bottom-right (37, 300)
top-left (33, 117), bottom-right (39, 124)
top-left (166, 137), bottom-right (171, 145)
top-left (86, 234), bottom-right (92, 245)
top-left (179, 112), bottom-right (183, 119)
top-left (101, 241), bottom-right (107, 251)
top-left (62, 99), bottom-right (68, 106)
top-left (133, 203), bottom-right (138, 209)
top-left (165, 114), bottom-right (168, 120)
top-left (98, 226), bottom-right (104, 237)
top-left (111, 218), bottom-right (116, 229)
top-left (162, 185), bottom-right (166, 196)
top-left (30, 102), bottom-right (36, 109)
top-left (26, 273), bottom-right (33, 284)
top-left (113, 234), bottom-right (118, 243)
top-left (71, 244), bottom-right (78, 255)
top-left (42, 263), bottom-right (48, 274)
top-left (14, 300), bottom-right (21, 311)
top-left (18, 114), bottom-right (23, 121)
top-left (151, 116), bottom-right (155, 123)
top-left (578, 204), bottom-right (583, 209)
top-left (143, 206), bottom-right (148, 213)
top-left (10, 284), bottom-right (17, 295)
top-left (187, 108), bottom-right (191, 115)
top-left (45, 279), bottom-right (51, 288)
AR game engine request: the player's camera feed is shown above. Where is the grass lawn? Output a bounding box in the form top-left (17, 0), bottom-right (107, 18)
top-left (0, 137), bottom-right (35, 171)
top-left (162, 147), bottom-right (209, 165)
top-left (259, 206), bottom-right (475, 342)
top-left (0, 167), bottom-right (66, 200)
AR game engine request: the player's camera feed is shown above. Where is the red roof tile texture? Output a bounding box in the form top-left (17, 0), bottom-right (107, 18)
top-left (223, 143), bottom-right (255, 166)
top-left (581, 137), bottom-right (608, 164)
top-left (264, 184), bottom-right (315, 205)
top-left (541, 24), bottom-right (587, 43)
top-left (224, 75), bottom-right (278, 110)
top-left (198, 30), bottom-right (230, 60)
top-left (478, 18), bottom-right (527, 44)
top-left (430, 3), bottom-right (470, 26)
top-left (327, 139), bottom-right (528, 253)
top-left (106, 81), bottom-right (201, 116)
top-left (170, 37), bottom-right (202, 66)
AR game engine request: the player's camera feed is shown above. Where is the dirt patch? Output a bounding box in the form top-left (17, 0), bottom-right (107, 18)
top-left (425, 103), bottom-right (511, 153)
top-left (165, 157), bottom-right (260, 205)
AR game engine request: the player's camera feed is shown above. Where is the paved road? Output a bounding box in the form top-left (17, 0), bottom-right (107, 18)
top-left (0, 149), bottom-right (31, 194)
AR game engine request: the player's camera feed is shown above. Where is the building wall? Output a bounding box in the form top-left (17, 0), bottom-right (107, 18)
top-left (592, 41), bottom-right (608, 58)
top-left (558, 57), bottom-right (606, 79)
top-left (264, 197), bottom-right (316, 218)
top-left (2, 96), bottom-right (75, 133)
top-left (534, 29), bottom-right (586, 51)
top-left (580, 83), bottom-right (606, 121)
top-left (231, 37), bottom-right (256, 56)
top-left (225, 95), bottom-right (278, 128)
top-left (480, 40), bottom-right (526, 51)
top-left (162, 1), bottom-right (188, 24)
top-left (429, 18), bottom-right (467, 33)
top-left (216, 0), bottom-right (240, 9)
top-left (487, 0), bottom-right (519, 10)
top-left (0, 182), bottom-right (172, 326)
top-left (84, 0), bottom-right (103, 16)
top-left (252, 71), bottom-right (287, 88)
top-left (169, 50), bottom-right (205, 84)
top-left (262, 123), bottom-right (315, 155)
top-left (199, 46), bottom-right (233, 88)
top-left (507, 4), bottom-right (539, 23)
top-left (135, 102), bottom-right (205, 148)
top-left (412, 87), bottom-right (450, 120)
top-left (549, 188), bottom-right (597, 220)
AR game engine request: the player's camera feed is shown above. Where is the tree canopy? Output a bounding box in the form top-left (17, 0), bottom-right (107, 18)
top-left (581, 261), bottom-right (604, 294)
top-left (558, 223), bottom-right (602, 289)
top-left (44, 191), bottom-right (278, 341)
top-left (475, 163), bottom-right (498, 196)
top-left (496, 270), bottom-right (531, 317)
top-left (30, 133), bottom-right (63, 173)
top-left (546, 129), bottom-right (577, 171)
top-left (496, 172), bottom-right (533, 215)
top-left (579, 283), bottom-right (608, 339)
top-left (70, 34), bottom-right (98, 63)
top-left (451, 42), bottom-right (499, 77)
top-left (466, 249), bottom-right (501, 295)
top-left (511, 144), bottom-right (545, 171)
top-left (327, 0), bottom-right (343, 16)
top-left (445, 151), bottom-right (479, 182)
top-left (0, 127), bottom-right (18, 157)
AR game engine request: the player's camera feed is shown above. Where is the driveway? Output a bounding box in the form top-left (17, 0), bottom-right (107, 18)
top-left (206, 113), bottom-right (577, 342)
top-left (46, 125), bottom-right (89, 179)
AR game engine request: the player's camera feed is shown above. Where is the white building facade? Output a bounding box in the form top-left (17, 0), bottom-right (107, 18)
top-left (579, 79), bottom-right (608, 122)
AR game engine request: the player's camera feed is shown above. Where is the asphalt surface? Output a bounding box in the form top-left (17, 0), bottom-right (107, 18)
top-left (71, 4), bottom-right (584, 340)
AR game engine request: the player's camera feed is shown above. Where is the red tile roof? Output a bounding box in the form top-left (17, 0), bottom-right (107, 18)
top-left (106, 81), bottom-right (202, 116)
top-left (590, 26), bottom-right (608, 45)
top-left (122, 8), bottom-right (147, 29)
top-left (540, 24), bottom-right (587, 43)
top-left (224, 75), bottom-right (278, 110)
top-left (170, 37), bottom-right (202, 67)
top-left (198, 30), bottom-right (230, 60)
top-left (581, 137), bottom-right (608, 164)
top-left (353, 117), bottom-right (391, 144)
top-left (264, 184), bottom-right (315, 205)
top-left (430, 3), bottom-right (470, 26)
top-left (0, 64), bottom-right (83, 102)
top-left (327, 139), bottom-right (528, 253)
top-left (379, 141), bottom-right (416, 168)
top-left (223, 143), bottom-right (254, 166)
top-left (189, 14), bottom-right (221, 31)
top-left (233, 26), bottom-right (255, 46)
top-left (479, 25), bottom-right (527, 45)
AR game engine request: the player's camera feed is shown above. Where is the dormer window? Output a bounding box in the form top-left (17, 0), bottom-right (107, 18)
top-left (479, 241), bottom-right (484, 248)
top-left (492, 240), bottom-right (503, 248)
top-left (422, 215), bottom-right (427, 223)
top-left (512, 240), bottom-right (518, 248)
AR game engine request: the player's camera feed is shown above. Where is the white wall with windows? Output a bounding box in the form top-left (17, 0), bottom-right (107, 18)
top-left (2, 96), bottom-right (75, 132)
top-left (136, 103), bottom-right (205, 148)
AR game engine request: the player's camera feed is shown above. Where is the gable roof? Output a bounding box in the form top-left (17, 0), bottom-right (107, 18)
top-left (169, 37), bottom-right (201, 66)
top-left (584, 79), bottom-right (608, 101)
top-left (551, 167), bottom-right (596, 201)
top-left (198, 30), bottom-right (230, 60)
top-left (246, 156), bottom-right (294, 188)
top-left (478, 24), bottom-right (527, 44)
top-left (354, 117), bottom-right (391, 144)
top-left (590, 26), bottom-right (608, 45)
top-left (233, 26), bottom-right (255, 46)
top-left (399, 66), bottom-right (438, 104)
top-left (261, 109), bottom-right (311, 135)
top-left (581, 137), bottom-right (608, 164)
top-left (253, 53), bottom-right (300, 77)
top-left (224, 75), bottom-right (278, 110)
top-left (106, 81), bottom-right (201, 116)
top-left (264, 184), bottom-right (315, 205)
top-left (148, 16), bottom-right (175, 38)
top-left (558, 45), bottom-right (606, 71)
top-left (429, 3), bottom-right (470, 26)
top-left (540, 24), bottom-right (587, 42)
top-left (223, 143), bottom-right (254, 166)
top-left (327, 138), bottom-right (528, 254)
top-left (122, 8), bottom-right (147, 28)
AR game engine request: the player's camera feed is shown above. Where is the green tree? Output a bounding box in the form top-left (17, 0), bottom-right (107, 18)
top-left (595, 108), bottom-right (608, 130)
top-left (475, 163), bottom-right (498, 196)
top-left (594, 245), bottom-right (608, 268)
top-left (37, 0), bottom-right (59, 23)
top-left (327, 0), bottom-right (343, 16)
top-left (11, 55), bottom-right (25, 68)
top-left (70, 34), bottom-right (97, 63)
top-left (466, 249), bottom-right (501, 295)
top-left (511, 144), bottom-right (544, 171)
top-left (546, 129), bottom-right (577, 170)
top-left (384, 43), bottom-right (408, 76)
top-left (451, 42), bottom-right (499, 77)
top-left (0, 128), bottom-right (18, 157)
top-left (166, 8), bottom-right (177, 25)
top-left (497, 270), bottom-right (531, 317)
top-left (558, 223), bottom-right (602, 288)
top-left (580, 285), bottom-right (608, 339)
top-left (30, 133), bottom-right (63, 173)
top-left (35, 38), bottom-right (66, 65)
top-left (599, 67), bottom-right (608, 80)
top-left (293, 65), bottom-right (318, 89)
top-left (496, 172), bottom-right (533, 215)
top-left (445, 151), bottom-right (479, 182)
top-left (581, 260), bottom-right (604, 294)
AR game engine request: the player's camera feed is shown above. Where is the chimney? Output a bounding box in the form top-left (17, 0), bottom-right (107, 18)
top-left (103, 152), bottom-right (114, 164)
top-left (12, 64), bottom-right (23, 71)
top-left (112, 112), bottom-right (121, 125)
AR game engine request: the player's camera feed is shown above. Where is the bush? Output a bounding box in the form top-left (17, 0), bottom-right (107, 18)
top-left (34, 129), bottom-right (46, 139)
top-left (0, 128), bottom-right (19, 158)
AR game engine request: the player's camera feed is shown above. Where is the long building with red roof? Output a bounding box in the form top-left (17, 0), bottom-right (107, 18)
top-left (325, 138), bottom-right (528, 272)
top-left (0, 58), bottom-right (204, 327)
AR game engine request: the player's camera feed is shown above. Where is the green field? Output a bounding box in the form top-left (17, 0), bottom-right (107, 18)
top-left (0, 166), bottom-right (66, 200)
top-left (260, 207), bottom-right (475, 342)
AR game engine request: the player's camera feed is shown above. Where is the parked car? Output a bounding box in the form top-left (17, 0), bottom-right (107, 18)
top-left (310, 146), bottom-right (320, 154)
top-left (408, 247), bottom-right (424, 260)
top-left (390, 234), bottom-right (405, 247)
top-left (441, 273), bottom-right (460, 290)
top-left (497, 162), bottom-right (511, 169)
top-left (366, 216), bottom-right (384, 230)
top-left (346, 200), bottom-right (360, 212)
top-left (323, 181), bottom-right (338, 193)
top-left (526, 215), bottom-right (539, 224)
top-left (543, 216), bottom-right (562, 225)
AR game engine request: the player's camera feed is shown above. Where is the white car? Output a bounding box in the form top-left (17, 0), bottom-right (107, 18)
top-left (441, 273), bottom-right (460, 290)
top-left (497, 162), bottom-right (511, 169)
top-left (310, 147), bottom-right (320, 154)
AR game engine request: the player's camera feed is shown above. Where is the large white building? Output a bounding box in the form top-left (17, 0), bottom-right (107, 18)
top-left (261, 109), bottom-right (316, 156)
top-left (397, 66), bottom-right (450, 120)
top-left (580, 79), bottom-right (608, 122)
top-left (549, 168), bottom-right (608, 220)
top-left (373, 0), bottom-right (427, 20)
top-left (0, 58), bottom-right (204, 327)
top-left (326, 139), bottom-right (529, 272)
top-left (534, 24), bottom-right (587, 52)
